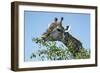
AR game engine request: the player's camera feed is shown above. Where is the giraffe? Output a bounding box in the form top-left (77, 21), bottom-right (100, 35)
top-left (41, 17), bottom-right (83, 57)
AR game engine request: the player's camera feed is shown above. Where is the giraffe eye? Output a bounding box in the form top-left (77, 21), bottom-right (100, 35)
top-left (57, 29), bottom-right (61, 32)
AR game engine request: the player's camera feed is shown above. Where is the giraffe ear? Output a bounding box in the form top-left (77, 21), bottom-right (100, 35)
top-left (65, 25), bottom-right (71, 32)
top-left (66, 26), bottom-right (69, 30)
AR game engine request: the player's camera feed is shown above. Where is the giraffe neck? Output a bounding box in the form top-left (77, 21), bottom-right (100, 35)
top-left (61, 32), bottom-right (83, 57)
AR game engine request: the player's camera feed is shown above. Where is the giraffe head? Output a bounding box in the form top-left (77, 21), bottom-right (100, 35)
top-left (41, 17), bottom-right (69, 42)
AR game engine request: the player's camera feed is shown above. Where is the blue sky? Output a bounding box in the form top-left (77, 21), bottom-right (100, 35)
top-left (24, 11), bottom-right (90, 61)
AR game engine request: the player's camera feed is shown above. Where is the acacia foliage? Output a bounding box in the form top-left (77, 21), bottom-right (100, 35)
top-left (30, 38), bottom-right (90, 61)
